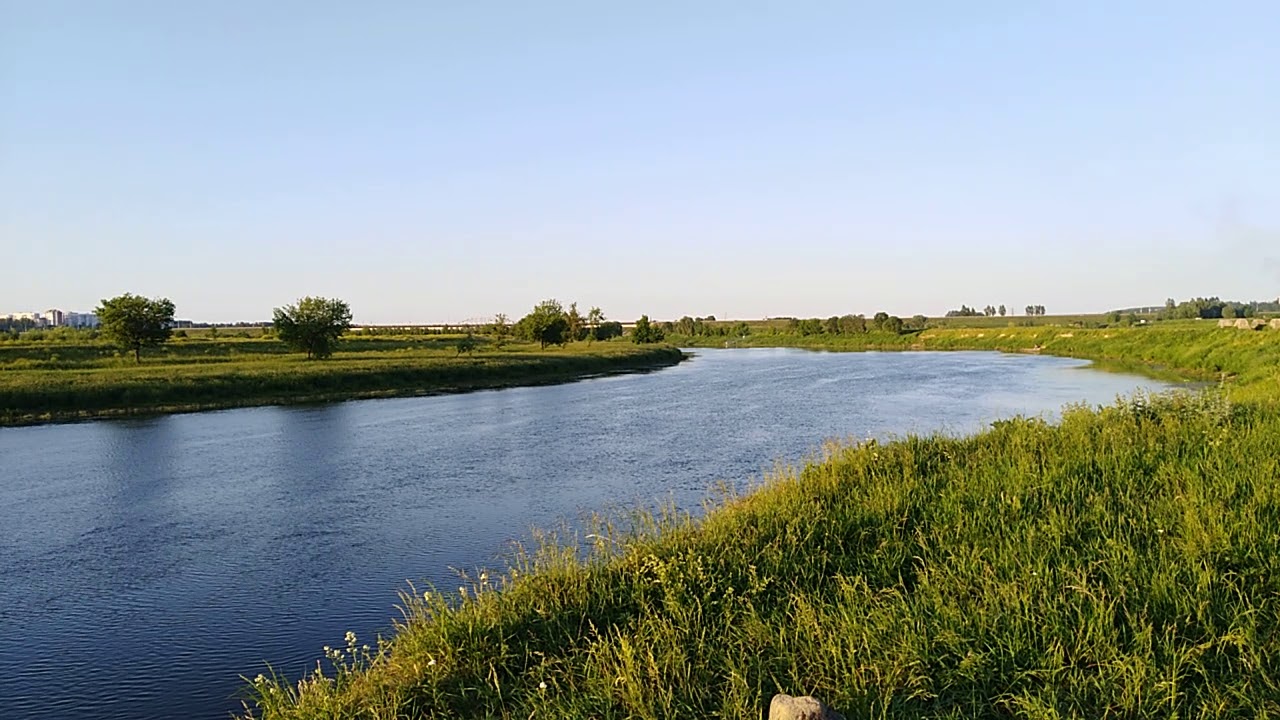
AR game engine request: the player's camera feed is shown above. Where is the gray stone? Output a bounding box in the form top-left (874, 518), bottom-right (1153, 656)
top-left (768, 693), bottom-right (845, 720)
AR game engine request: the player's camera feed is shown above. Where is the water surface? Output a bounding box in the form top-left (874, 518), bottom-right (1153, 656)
top-left (0, 349), bottom-right (1171, 719)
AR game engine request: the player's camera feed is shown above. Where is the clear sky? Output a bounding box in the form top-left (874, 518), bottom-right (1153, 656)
top-left (2, 1), bottom-right (1277, 324)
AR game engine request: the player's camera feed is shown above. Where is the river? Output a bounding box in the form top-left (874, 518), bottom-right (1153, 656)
top-left (0, 349), bottom-right (1171, 719)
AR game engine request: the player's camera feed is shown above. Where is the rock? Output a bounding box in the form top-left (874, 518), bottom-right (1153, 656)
top-left (1235, 319), bottom-right (1254, 330)
top-left (1218, 319), bottom-right (1235, 328)
top-left (768, 693), bottom-right (845, 720)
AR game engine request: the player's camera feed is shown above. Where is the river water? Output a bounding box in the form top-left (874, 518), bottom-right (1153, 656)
top-left (0, 349), bottom-right (1171, 719)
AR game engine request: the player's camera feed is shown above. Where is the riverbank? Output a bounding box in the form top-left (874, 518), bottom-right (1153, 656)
top-left (673, 323), bottom-right (1280, 401)
top-left (243, 324), bottom-right (1280, 718)
top-left (0, 339), bottom-right (685, 426)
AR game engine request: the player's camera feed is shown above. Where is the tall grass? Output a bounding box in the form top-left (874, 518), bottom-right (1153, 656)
top-left (241, 325), bottom-right (1280, 719)
top-left (244, 391), bottom-right (1280, 719)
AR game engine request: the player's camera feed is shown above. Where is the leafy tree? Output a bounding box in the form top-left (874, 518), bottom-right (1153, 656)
top-left (566, 302), bottom-right (585, 342)
top-left (796, 318), bottom-right (823, 336)
top-left (1025, 305), bottom-right (1035, 316)
top-left (840, 314), bottom-right (867, 334)
top-left (984, 305), bottom-right (997, 317)
top-left (594, 321), bottom-right (623, 341)
top-left (998, 304), bottom-right (1007, 317)
top-left (517, 299), bottom-right (569, 349)
top-left (96, 293), bottom-right (176, 362)
top-left (872, 311), bottom-right (891, 330)
top-left (632, 315), bottom-right (664, 343)
top-left (883, 315), bottom-right (904, 334)
top-left (455, 332), bottom-right (478, 356)
top-left (488, 313), bottom-right (510, 347)
top-left (910, 314), bottom-right (928, 330)
top-left (272, 296), bottom-right (353, 359)
top-left (586, 307), bottom-right (604, 342)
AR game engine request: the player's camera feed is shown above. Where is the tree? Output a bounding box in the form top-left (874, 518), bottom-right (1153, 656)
top-left (586, 307), bottom-right (604, 342)
top-left (998, 305), bottom-right (1007, 317)
top-left (1025, 305), bottom-right (1035, 316)
top-left (594, 321), bottom-right (623, 340)
top-left (455, 332), bottom-right (478, 356)
top-left (488, 313), bottom-right (510, 347)
top-left (566, 302), bottom-right (585, 342)
top-left (272, 296), bottom-right (353, 359)
top-left (96, 293), bottom-right (176, 362)
top-left (632, 315), bottom-right (664, 343)
top-left (517, 299), bottom-right (569, 349)
top-left (872, 311), bottom-right (890, 330)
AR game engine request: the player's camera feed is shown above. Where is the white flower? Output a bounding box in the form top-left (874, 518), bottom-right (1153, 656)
top-left (345, 631), bottom-right (358, 645)
top-left (539, 681), bottom-right (547, 690)
top-left (427, 658), bottom-right (437, 667)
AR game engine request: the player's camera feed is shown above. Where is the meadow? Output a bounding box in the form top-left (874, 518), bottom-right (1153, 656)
top-left (0, 334), bottom-right (683, 426)
top-left (242, 321), bottom-right (1280, 718)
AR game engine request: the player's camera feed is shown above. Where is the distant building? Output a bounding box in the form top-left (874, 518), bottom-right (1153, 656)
top-left (45, 309), bottom-right (65, 327)
top-left (66, 312), bottom-right (100, 328)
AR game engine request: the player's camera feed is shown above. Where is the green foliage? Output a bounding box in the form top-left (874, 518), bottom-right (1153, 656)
top-left (566, 302), bottom-right (586, 342)
top-left (516, 299), bottom-right (570, 349)
top-left (0, 338), bottom-right (684, 425)
top-left (273, 296), bottom-right (353, 360)
top-left (1161, 296), bottom-right (1268, 320)
top-left (593, 321), bottom-right (623, 341)
top-left (95, 293), bottom-right (176, 362)
top-left (454, 333), bottom-right (477, 356)
top-left (586, 307), bottom-right (605, 342)
top-left (631, 315), bottom-right (664, 343)
top-left (242, 387), bottom-right (1280, 719)
top-left (486, 314), bottom-right (511, 348)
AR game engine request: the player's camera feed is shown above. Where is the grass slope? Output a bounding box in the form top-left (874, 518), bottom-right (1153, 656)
top-left (0, 337), bottom-right (684, 426)
top-left (236, 324), bottom-right (1280, 719)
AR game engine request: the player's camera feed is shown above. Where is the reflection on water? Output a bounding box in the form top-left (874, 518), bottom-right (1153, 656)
top-left (0, 349), bottom-right (1171, 720)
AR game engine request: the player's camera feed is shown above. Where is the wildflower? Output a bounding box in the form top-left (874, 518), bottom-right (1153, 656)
top-left (427, 658), bottom-right (437, 667)
top-left (345, 631), bottom-right (357, 646)
top-left (539, 681), bottom-right (547, 690)
top-left (363, 644), bottom-right (370, 652)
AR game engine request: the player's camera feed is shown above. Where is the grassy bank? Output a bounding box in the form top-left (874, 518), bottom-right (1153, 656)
top-left (0, 337), bottom-right (684, 426)
top-left (240, 324), bottom-right (1280, 718)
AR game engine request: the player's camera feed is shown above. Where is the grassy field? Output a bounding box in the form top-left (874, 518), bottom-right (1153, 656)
top-left (0, 336), bottom-right (684, 426)
top-left (239, 321), bottom-right (1280, 719)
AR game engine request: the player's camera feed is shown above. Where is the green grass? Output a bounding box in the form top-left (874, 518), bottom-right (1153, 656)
top-left (0, 336), bottom-right (684, 426)
top-left (232, 323), bottom-right (1280, 719)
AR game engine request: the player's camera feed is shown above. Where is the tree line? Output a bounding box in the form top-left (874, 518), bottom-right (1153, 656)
top-left (74, 293), bottom-right (667, 362)
top-left (1158, 297), bottom-right (1275, 320)
top-left (946, 304), bottom-right (1047, 317)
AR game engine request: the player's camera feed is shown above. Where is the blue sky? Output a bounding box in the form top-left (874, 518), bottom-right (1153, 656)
top-left (2, 1), bottom-right (1277, 323)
